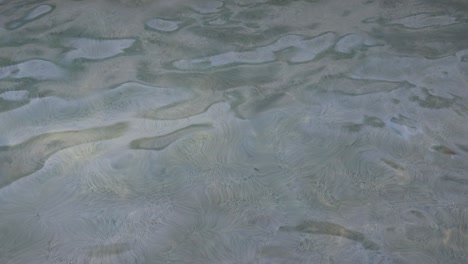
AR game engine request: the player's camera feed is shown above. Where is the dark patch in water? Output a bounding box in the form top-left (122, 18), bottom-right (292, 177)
top-left (279, 220), bottom-right (380, 250)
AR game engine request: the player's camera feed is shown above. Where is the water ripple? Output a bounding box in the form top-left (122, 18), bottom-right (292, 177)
top-left (0, 0), bottom-right (467, 263)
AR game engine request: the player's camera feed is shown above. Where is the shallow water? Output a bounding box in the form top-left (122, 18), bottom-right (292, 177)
top-left (0, 0), bottom-right (467, 263)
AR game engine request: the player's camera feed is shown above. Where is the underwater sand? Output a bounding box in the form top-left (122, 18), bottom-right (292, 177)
top-left (0, 0), bottom-right (467, 263)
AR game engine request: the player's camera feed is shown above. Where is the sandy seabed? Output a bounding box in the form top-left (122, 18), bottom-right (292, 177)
top-left (0, 0), bottom-right (467, 263)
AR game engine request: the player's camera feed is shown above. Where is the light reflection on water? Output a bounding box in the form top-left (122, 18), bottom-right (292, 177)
top-left (0, 0), bottom-right (467, 263)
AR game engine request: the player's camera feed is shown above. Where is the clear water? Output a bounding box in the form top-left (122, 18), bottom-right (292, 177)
top-left (0, 0), bottom-right (467, 263)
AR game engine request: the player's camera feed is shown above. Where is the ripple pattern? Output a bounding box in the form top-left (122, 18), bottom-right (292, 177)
top-left (0, 0), bottom-right (467, 263)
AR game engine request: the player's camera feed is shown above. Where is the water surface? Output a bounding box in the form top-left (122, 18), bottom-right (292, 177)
top-left (0, 0), bottom-right (467, 263)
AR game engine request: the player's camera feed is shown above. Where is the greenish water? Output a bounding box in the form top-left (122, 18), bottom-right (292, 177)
top-left (0, 0), bottom-right (467, 263)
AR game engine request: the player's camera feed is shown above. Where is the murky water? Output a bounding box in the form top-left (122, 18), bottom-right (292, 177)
top-left (0, 0), bottom-right (467, 263)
